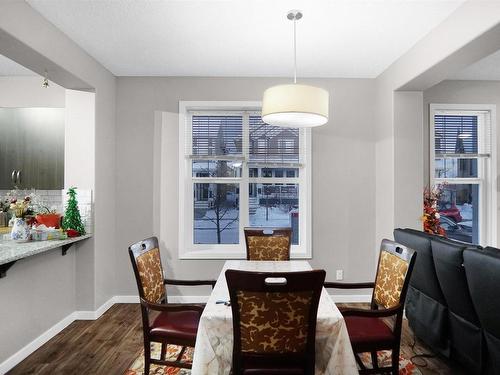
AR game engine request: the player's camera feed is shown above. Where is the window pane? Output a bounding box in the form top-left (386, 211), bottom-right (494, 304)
top-left (192, 115), bottom-right (242, 156)
top-left (249, 116), bottom-right (299, 164)
top-left (248, 167), bottom-right (299, 178)
top-left (194, 183), bottom-right (239, 244)
top-left (249, 183), bottom-right (299, 245)
top-left (438, 184), bottom-right (479, 244)
top-left (434, 115), bottom-right (478, 155)
top-left (192, 160), bottom-right (242, 177)
top-left (434, 158), bottom-right (478, 178)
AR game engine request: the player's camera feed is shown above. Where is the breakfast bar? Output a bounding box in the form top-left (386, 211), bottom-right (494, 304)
top-left (0, 234), bottom-right (92, 278)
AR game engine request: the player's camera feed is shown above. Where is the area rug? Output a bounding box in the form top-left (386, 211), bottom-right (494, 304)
top-left (125, 344), bottom-right (421, 375)
top-left (359, 350), bottom-right (422, 375)
top-left (124, 343), bottom-right (192, 375)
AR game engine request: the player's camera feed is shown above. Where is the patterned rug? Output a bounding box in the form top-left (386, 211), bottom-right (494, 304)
top-left (124, 343), bottom-right (192, 375)
top-left (125, 344), bottom-right (421, 375)
top-left (359, 351), bottom-right (422, 375)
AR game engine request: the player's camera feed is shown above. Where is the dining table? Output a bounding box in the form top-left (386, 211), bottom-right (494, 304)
top-left (190, 260), bottom-right (359, 374)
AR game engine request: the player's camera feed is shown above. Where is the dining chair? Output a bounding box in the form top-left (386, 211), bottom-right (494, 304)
top-left (128, 236), bottom-right (216, 374)
top-left (324, 239), bottom-right (416, 375)
top-left (225, 269), bottom-right (326, 375)
top-left (244, 227), bottom-right (292, 261)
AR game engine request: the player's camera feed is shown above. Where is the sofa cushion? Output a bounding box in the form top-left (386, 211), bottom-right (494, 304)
top-left (431, 238), bottom-right (479, 324)
top-left (448, 312), bottom-right (483, 374)
top-left (464, 248), bottom-right (500, 375)
top-left (484, 332), bottom-right (500, 375)
top-left (464, 248), bottom-right (500, 338)
top-left (405, 285), bottom-right (449, 356)
top-left (394, 229), bottom-right (446, 304)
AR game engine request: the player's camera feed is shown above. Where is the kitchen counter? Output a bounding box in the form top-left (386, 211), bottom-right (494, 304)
top-left (0, 234), bottom-right (92, 277)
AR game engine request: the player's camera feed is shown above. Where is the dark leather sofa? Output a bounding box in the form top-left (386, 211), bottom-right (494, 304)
top-left (464, 247), bottom-right (500, 374)
top-left (394, 228), bottom-right (500, 374)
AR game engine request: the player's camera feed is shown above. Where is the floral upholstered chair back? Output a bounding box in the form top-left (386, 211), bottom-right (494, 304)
top-left (129, 237), bottom-right (166, 304)
top-left (225, 269), bottom-right (325, 373)
top-left (244, 228), bottom-right (292, 261)
top-left (373, 239), bottom-right (415, 309)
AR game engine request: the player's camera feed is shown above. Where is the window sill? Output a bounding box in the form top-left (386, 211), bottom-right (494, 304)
top-left (179, 247), bottom-right (311, 260)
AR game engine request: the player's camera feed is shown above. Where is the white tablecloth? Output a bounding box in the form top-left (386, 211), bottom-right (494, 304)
top-left (191, 260), bottom-right (358, 375)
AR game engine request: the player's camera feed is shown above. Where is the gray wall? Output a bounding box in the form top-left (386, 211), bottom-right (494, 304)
top-left (373, 1), bottom-right (500, 254)
top-left (0, 2), bottom-right (116, 366)
top-left (0, 77), bottom-right (75, 366)
top-left (115, 77), bottom-right (377, 297)
top-left (0, 76), bottom-right (65, 107)
top-left (423, 79), bottom-right (500, 246)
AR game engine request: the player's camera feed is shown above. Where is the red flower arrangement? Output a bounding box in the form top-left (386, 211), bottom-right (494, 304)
top-left (421, 184), bottom-right (446, 236)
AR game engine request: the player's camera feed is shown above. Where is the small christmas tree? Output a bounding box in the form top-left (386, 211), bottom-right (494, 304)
top-left (62, 187), bottom-right (85, 235)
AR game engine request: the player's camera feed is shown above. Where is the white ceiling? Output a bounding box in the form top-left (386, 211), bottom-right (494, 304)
top-left (449, 49), bottom-right (500, 80)
top-left (27, 0), bottom-right (465, 78)
top-left (0, 54), bottom-right (36, 76)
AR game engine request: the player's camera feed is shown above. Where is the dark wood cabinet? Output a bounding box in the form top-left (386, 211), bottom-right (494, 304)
top-left (0, 108), bottom-right (64, 190)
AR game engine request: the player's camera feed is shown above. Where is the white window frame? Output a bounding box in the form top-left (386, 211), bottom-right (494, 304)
top-left (430, 103), bottom-right (497, 246)
top-left (178, 101), bottom-right (312, 259)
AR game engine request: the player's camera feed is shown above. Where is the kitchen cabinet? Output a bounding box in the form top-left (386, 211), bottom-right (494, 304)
top-left (0, 108), bottom-right (64, 190)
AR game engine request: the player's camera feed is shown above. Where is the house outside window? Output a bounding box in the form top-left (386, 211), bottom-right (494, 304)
top-left (178, 101), bottom-right (311, 259)
top-left (430, 104), bottom-right (497, 246)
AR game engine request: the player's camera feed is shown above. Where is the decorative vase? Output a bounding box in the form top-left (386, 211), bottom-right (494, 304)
top-left (11, 218), bottom-right (30, 242)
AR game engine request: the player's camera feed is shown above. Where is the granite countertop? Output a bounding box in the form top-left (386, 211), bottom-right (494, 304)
top-left (0, 234), bottom-right (92, 266)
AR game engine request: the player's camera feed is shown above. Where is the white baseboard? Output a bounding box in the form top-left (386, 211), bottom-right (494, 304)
top-left (108, 295), bottom-right (370, 303)
top-left (74, 297), bottom-right (116, 320)
top-left (0, 292), bottom-right (369, 374)
top-left (329, 294), bottom-right (372, 303)
top-left (0, 312), bottom-right (77, 375)
top-left (169, 295), bottom-right (209, 303)
top-left (114, 295), bottom-right (139, 304)
top-left (0, 296), bottom-right (118, 375)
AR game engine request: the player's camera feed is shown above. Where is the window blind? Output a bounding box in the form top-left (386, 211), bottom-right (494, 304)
top-left (189, 115), bottom-right (243, 160)
top-left (248, 115), bottom-right (300, 167)
top-left (186, 112), bottom-right (303, 167)
top-left (434, 114), bottom-right (490, 157)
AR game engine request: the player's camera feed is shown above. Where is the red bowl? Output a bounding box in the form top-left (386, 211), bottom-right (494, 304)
top-left (35, 214), bottom-right (61, 229)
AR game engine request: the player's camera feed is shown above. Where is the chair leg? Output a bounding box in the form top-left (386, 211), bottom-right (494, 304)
top-left (391, 347), bottom-right (400, 375)
top-left (160, 342), bottom-right (167, 361)
top-left (370, 351), bottom-right (378, 370)
top-left (144, 340), bottom-right (151, 375)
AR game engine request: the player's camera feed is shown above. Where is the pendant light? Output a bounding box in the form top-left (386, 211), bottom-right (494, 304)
top-left (262, 10), bottom-right (329, 128)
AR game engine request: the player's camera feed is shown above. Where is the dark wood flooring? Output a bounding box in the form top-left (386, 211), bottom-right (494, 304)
top-left (8, 303), bottom-right (464, 375)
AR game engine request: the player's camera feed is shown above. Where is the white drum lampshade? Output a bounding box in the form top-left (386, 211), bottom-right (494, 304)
top-left (262, 83), bottom-right (329, 128)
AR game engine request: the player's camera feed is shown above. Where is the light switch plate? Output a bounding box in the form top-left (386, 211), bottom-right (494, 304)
top-left (336, 269), bottom-right (343, 281)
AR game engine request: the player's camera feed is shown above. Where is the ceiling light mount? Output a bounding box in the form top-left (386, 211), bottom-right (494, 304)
top-left (287, 10), bottom-right (302, 21)
top-left (42, 70), bottom-right (49, 88)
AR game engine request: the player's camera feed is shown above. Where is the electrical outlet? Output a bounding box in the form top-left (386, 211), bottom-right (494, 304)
top-left (336, 269), bottom-right (343, 281)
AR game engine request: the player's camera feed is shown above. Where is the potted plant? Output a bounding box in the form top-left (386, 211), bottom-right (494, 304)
top-left (421, 184), bottom-right (446, 236)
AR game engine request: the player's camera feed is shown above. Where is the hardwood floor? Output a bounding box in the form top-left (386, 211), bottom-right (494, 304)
top-left (8, 303), bottom-right (464, 375)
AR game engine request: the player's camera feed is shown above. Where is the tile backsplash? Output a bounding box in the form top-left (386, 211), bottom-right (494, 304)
top-left (0, 189), bottom-right (93, 233)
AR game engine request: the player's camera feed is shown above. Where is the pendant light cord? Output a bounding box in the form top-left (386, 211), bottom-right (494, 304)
top-left (293, 17), bottom-right (297, 84)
